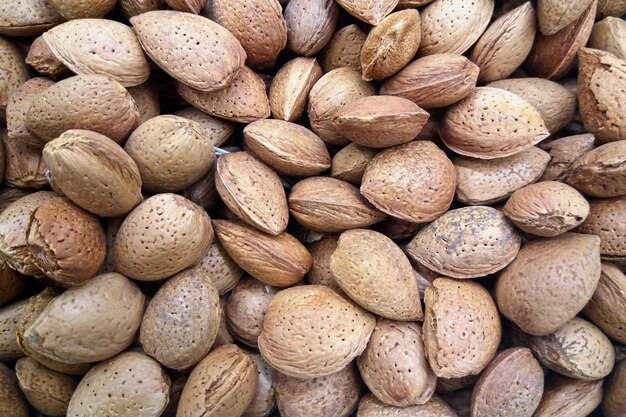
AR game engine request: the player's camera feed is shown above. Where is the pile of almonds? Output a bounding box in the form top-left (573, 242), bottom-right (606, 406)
top-left (1, 0), bottom-right (626, 416)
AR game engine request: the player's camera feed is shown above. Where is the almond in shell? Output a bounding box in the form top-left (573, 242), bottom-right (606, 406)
top-left (0, 299), bottom-right (27, 361)
top-left (0, 36), bottom-right (30, 119)
top-left (3, 135), bottom-right (47, 189)
top-left (331, 143), bottom-right (377, 185)
top-left (321, 24), bottom-right (366, 73)
top-left (584, 262), bottom-right (626, 344)
top-left (603, 360), bottom-right (626, 417)
top-left (336, 0), bottom-right (398, 26)
top-left (0, 0), bottom-right (63, 37)
top-left (357, 394), bottom-right (457, 417)
top-left (305, 234), bottom-right (341, 292)
top-left (598, 0), bottom-right (626, 18)
top-left (541, 134), bottom-right (595, 181)
top-left (6, 77), bottom-right (55, 147)
top-left (25, 35), bottom-right (70, 80)
top-left (578, 196), bottom-right (626, 260)
top-left (538, 0), bottom-right (595, 36)
top-left (533, 377), bottom-right (602, 417)
top-left (0, 259), bottom-right (25, 307)
top-left (565, 141), bottom-right (626, 197)
top-left (119, 0), bottom-right (164, 18)
top-left (128, 83), bottom-right (160, 125)
top-left (269, 57), bottom-right (323, 122)
top-left (589, 16), bottom-right (626, 59)
top-left (173, 107), bottom-right (234, 147)
top-left (50, 0), bottom-right (117, 19)
top-left (187, 240), bottom-right (243, 295)
top-left (284, 0), bottom-right (339, 56)
top-left (245, 353), bottom-right (276, 417)
top-left (165, 0), bottom-right (206, 13)
top-left (0, 363), bottom-right (28, 417)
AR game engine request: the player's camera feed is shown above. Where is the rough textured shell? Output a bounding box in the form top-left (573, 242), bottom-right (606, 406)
top-left (0, 0), bottom-right (63, 37)
top-left (407, 206), bottom-right (521, 278)
top-left (419, 0), bottom-right (494, 56)
top-left (541, 134), bottom-right (595, 181)
top-left (140, 269), bottom-right (220, 370)
top-left (578, 197), bottom-right (626, 260)
top-left (360, 141), bottom-right (456, 223)
top-left (0, 259), bottom-right (26, 307)
top-left (336, 0), bottom-right (397, 25)
top-left (603, 360), bottom-right (626, 417)
top-left (2, 135), bottom-right (47, 189)
top-left (0, 362), bottom-right (28, 417)
top-left (187, 241), bottom-right (243, 295)
top-left (214, 219), bottom-right (311, 287)
top-left (244, 353), bottom-right (276, 417)
top-left (440, 87), bottom-right (550, 159)
top-left (331, 143), bottom-right (377, 185)
top-left (0, 36), bottom-right (30, 117)
top-left (330, 229), bottom-right (422, 320)
top-left (6, 77), bottom-right (55, 147)
top-left (496, 233), bottom-right (602, 336)
top-left (589, 17), bottom-right (626, 59)
top-left (306, 234), bottom-right (341, 292)
top-left (380, 54), bottom-right (479, 109)
top-left (177, 344), bottom-right (257, 417)
top-left (26, 74), bottom-right (139, 143)
top-left (114, 194), bottom-right (213, 280)
top-left (538, 0), bottom-right (594, 35)
top-left (423, 278), bottom-right (501, 378)
top-left (584, 262), bottom-right (626, 344)
top-left (357, 320), bottom-right (435, 406)
top-left (23, 273), bottom-right (144, 364)
top-left (275, 365), bottom-right (361, 417)
top-left (216, 151), bottom-right (288, 235)
top-left (67, 352), bottom-right (170, 417)
top-left (128, 83), bottom-right (160, 125)
top-left (44, 130), bottom-right (140, 216)
top-left (258, 285), bottom-right (375, 378)
top-left (357, 393), bottom-right (457, 417)
top-left (174, 107), bottom-right (233, 147)
top-left (44, 19), bottom-right (150, 87)
top-left (598, 0), bottom-right (626, 18)
top-left (0, 299), bottom-right (27, 360)
top-left (284, 0), bottom-right (339, 56)
top-left (321, 24), bottom-right (366, 73)
top-left (50, 0), bottom-right (116, 19)
top-left (269, 57), bottom-right (323, 122)
top-left (25, 35), bottom-right (70, 80)
top-left (533, 377), bottom-right (602, 417)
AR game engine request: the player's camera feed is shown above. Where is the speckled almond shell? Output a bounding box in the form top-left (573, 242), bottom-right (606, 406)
top-left (423, 278), bottom-right (501, 379)
top-left (23, 273), bottom-right (144, 364)
top-left (128, 83), bottom-right (160, 125)
top-left (0, 36), bottom-right (30, 118)
top-left (177, 344), bottom-right (258, 417)
top-left (114, 194), bottom-right (213, 281)
top-left (533, 377), bottom-right (603, 417)
top-left (331, 143), bottom-right (378, 185)
top-left (360, 141), bottom-right (456, 223)
top-left (0, 299), bottom-right (27, 361)
top-left (542, 135), bottom-right (596, 182)
top-left (419, 0), bottom-right (494, 56)
top-left (321, 24), bottom-right (366, 73)
top-left (603, 360), bottom-right (626, 417)
top-left (380, 54), bottom-right (479, 109)
top-left (578, 197), bottom-right (626, 260)
top-left (3, 136), bottom-right (47, 189)
top-left (330, 229), bottom-right (423, 320)
top-left (216, 151), bottom-right (288, 235)
top-left (0, 0), bottom-right (63, 37)
top-left (26, 74), bottom-right (139, 143)
top-left (566, 141), bottom-right (626, 197)
top-left (178, 66), bottom-right (271, 123)
top-left (538, 0), bottom-right (594, 35)
top-left (284, 0), bottom-right (339, 56)
top-left (243, 119), bottom-right (331, 177)
top-left (589, 17), bottom-right (626, 60)
top-left (43, 130), bottom-right (142, 217)
top-left (274, 364), bottom-right (361, 417)
top-left (584, 262), bottom-right (626, 344)
top-left (50, 0), bottom-right (116, 19)
top-left (140, 269), bottom-right (220, 371)
top-left (44, 19), bottom-right (150, 87)
top-left (214, 219), bottom-right (311, 287)
top-left (258, 285), bottom-right (375, 378)
top-left (245, 352), bottom-right (276, 417)
top-left (305, 234), bottom-right (342, 292)
top-left (336, 0), bottom-right (398, 25)
top-left (288, 176), bottom-right (387, 233)
top-left (67, 352), bottom-right (170, 417)
top-left (496, 233), bottom-right (602, 336)
top-left (25, 36), bottom-right (70, 80)
top-left (269, 57), bottom-right (323, 122)
top-left (131, 11), bottom-right (245, 91)
top-left (173, 107), bottom-right (234, 147)
top-left (0, 362), bottom-right (28, 417)
top-left (187, 240), bottom-right (243, 295)
top-left (470, 348), bottom-right (544, 417)
top-left (6, 77), bottom-right (55, 147)
top-left (407, 206), bottom-right (521, 278)
top-left (357, 393), bottom-right (457, 417)
top-left (357, 320), bottom-right (435, 407)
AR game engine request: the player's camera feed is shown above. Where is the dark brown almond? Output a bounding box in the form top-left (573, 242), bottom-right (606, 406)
top-left (578, 197), bottom-right (626, 260)
top-left (0, 259), bottom-right (26, 307)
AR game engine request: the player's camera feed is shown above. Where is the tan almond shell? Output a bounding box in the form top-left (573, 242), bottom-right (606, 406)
top-left (140, 268), bottom-right (220, 370)
top-left (128, 83), bottom-right (160, 125)
top-left (177, 344), bottom-right (258, 417)
top-left (407, 206), bottom-right (521, 278)
top-left (578, 197), bottom-right (626, 260)
top-left (0, 299), bottom-right (27, 360)
top-left (259, 285), bottom-right (375, 378)
top-left (15, 357), bottom-right (79, 417)
top-left (330, 229), bottom-right (423, 320)
top-left (0, 363), bottom-right (28, 417)
top-left (44, 19), bottom-right (150, 87)
top-left (23, 273), bottom-right (144, 364)
top-left (213, 0), bottom-right (287, 65)
top-left (470, 347), bottom-right (543, 417)
top-left (488, 77), bottom-right (577, 134)
top-left (331, 143), bottom-right (377, 185)
top-left (50, 0), bottom-right (116, 19)
top-left (0, 36), bottom-right (30, 118)
top-left (0, 0), bottom-right (63, 37)
top-left (284, 0), bottom-right (339, 56)
top-left (380, 53), bottom-right (479, 109)
top-left (305, 234), bottom-right (342, 292)
top-left (598, 0), bottom-right (626, 18)
top-left (336, 0), bottom-right (397, 25)
top-left (525, 0), bottom-right (597, 80)
top-left (26, 74), bottom-right (139, 143)
top-left (538, 0), bottom-right (594, 36)
top-left (226, 276), bottom-right (278, 347)
top-left (357, 393), bottom-right (457, 417)
top-left (114, 194), bottom-right (213, 280)
top-left (495, 233), bottom-right (602, 336)
top-left (578, 47), bottom-right (626, 144)
top-left (274, 364), bottom-right (361, 417)
top-left (131, 10), bottom-right (245, 91)
top-left (566, 138), bottom-right (626, 198)
top-left (423, 278), bottom-right (501, 379)
top-left (533, 377), bottom-right (603, 417)
top-left (440, 87), bottom-right (550, 159)
top-left (173, 107), bottom-right (234, 147)
top-left (165, 0), bottom-right (206, 13)
top-left (119, 0), bottom-right (164, 18)
top-left (360, 10), bottom-right (421, 81)
top-left (288, 176), bottom-right (387, 233)
top-left (269, 57), bottom-right (323, 122)
top-left (25, 36), bottom-right (70, 80)
top-left (43, 130), bottom-right (142, 217)
top-left (589, 17), bottom-right (626, 59)
top-left (67, 352), bottom-right (170, 417)
top-left (243, 119), bottom-right (331, 177)
top-left (503, 181), bottom-right (590, 237)
top-left (0, 188), bottom-right (30, 216)
top-left (244, 352), bottom-right (276, 417)
top-left (419, 0), bottom-right (494, 56)
top-left (177, 66), bottom-right (271, 123)
top-left (584, 262), bottom-right (626, 343)
top-left (214, 219), bottom-right (311, 287)
top-left (332, 96), bottom-right (429, 149)
top-left (0, 259), bottom-right (26, 307)
top-left (541, 134), bottom-right (595, 181)
top-left (2, 135), bottom-right (47, 189)
top-left (321, 24), bottom-right (366, 73)
top-left (6, 77), bottom-right (55, 147)
top-left (216, 151), bottom-right (289, 235)
top-left (308, 67), bottom-right (376, 146)
top-left (187, 240), bottom-right (243, 295)
top-left (358, 320), bottom-right (435, 407)
top-left (360, 141), bottom-right (456, 223)
top-left (469, 2), bottom-right (537, 83)
top-left (603, 360), bottom-right (626, 417)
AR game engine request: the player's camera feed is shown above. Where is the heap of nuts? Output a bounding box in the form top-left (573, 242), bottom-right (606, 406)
top-left (1, 0), bottom-right (626, 416)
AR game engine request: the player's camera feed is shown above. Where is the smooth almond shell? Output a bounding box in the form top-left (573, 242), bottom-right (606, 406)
top-left (284, 0), bottom-right (338, 56)
top-left (534, 377), bottom-right (602, 417)
top-left (187, 240), bottom-right (243, 295)
top-left (331, 143), bottom-right (377, 185)
top-left (603, 360), bottom-right (626, 417)
top-left (50, 0), bottom-right (116, 19)
top-left (0, 363), bottom-right (28, 417)
top-left (495, 233), bottom-right (602, 336)
top-left (6, 77), bottom-right (55, 147)
top-left (589, 17), bottom-right (626, 59)
top-left (357, 394), bottom-right (457, 417)
top-left (0, 299), bottom-right (27, 360)
top-left (0, 37), bottom-right (31, 118)
top-left (321, 24), bottom-right (366, 73)
top-left (584, 262), bottom-right (626, 344)
top-left (541, 134), bottom-right (595, 181)
top-left (269, 57), bottom-right (322, 122)
top-left (538, 0), bottom-right (594, 35)
top-left (578, 197), bottom-right (626, 260)
top-left (336, 0), bottom-right (398, 25)
top-left (25, 36), bottom-right (70, 80)
top-left (173, 107), bottom-right (234, 147)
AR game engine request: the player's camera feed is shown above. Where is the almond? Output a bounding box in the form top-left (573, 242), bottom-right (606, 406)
top-left (584, 262), bottom-right (626, 344)
top-left (173, 107), bottom-right (234, 147)
top-left (2, 135), bottom-right (47, 189)
top-left (336, 0), bottom-right (397, 25)
top-left (0, 36), bottom-right (30, 119)
top-left (440, 87), bottom-right (550, 159)
top-left (119, 0), bottom-right (164, 18)
top-left (0, 0), bottom-right (63, 37)
top-left (331, 143), bottom-right (377, 185)
top-left (360, 10), bottom-right (421, 81)
top-left (360, 141), bottom-right (456, 223)
top-left (541, 134), bottom-right (595, 181)
top-left (6, 78), bottom-right (54, 147)
top-left (566, 141), bottom-right (626, 197)
top-left (284, 0), bottom-right (339, 56)
top-left (0, 299), bottom-right (26, 361)
top-left (128, 83), bottom-right (160, 125)
top-left (598, 0), bottom-right (626, 18)
top-left (538, 0), bottom-right (594, 36)
top-left (187, 240), bottom-right (243, 295)
top-left (533, 377), bottom-right (602, 417)
top-left (589, 17), bottom-right (626, 59)
top-left (321, 24), bottom-right (366, 73)
top-left (0, 259), bottom-right (25, 307)
top-left (305, 234), bottom-right (341, 292)
top-left (25, 35), bottom-right (70, 80)
top-left (182, 168), bottom-right (220, 211)
top-left (50, 0), bottom-right (116, 19)
top-left (332, 96), bottom-right (429, 148)
top-left (357, 394), bottom-right (457, 417)
top-left (165, 0), bottom-right (205, 13)
top-left (578, 197), bottom-right (626, 260)
top-left (603, 360), bottom-right (626, 417)
top-left (245, 353), bottom-right (276, 417)
top-left (269, 57), bottom-right (323, 122)
top-left (380, 54), bottom-right (479, 109)
top-left (0, 363), bottom-right (28, 417)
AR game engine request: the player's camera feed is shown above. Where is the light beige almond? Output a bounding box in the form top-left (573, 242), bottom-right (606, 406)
top-left (538, 0), bottom-right (594, 36)
top-left (589, 17), bottom-right (626, 59)
top-left (0, 0), bottom-right (63, 37)
top-left (269, 57), bottom-right (322, 122)
top-left (284, 0), bottom-right (339, 56)
top-left (331, 143), bottom-right (377, 185)
top-left (321, 24), bottom-right (366, 73)
top-left (584, 262), bottom-right (626, 344)
top-left (174, 107), bottom-right (234, 147)
top-left (336, 0), bottom-right (398, 25)
top-left (6, 77), bottom-right (54, 147)
top-left (541, 134), bottom-right (596, 181)
top-left (598, 0), bottom-right (626, 18)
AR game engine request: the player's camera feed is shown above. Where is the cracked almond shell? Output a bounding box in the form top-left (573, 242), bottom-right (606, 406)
top-left (269, 57), bottom-right (323, 122)
top-left (25, 36), bottom-right (70, 80)
top-left (578, 196), bottom-right (626, 260)
top-left (0, 0), bottom-right (63, 37)
top-left (584, 262), bottom-right (626, 344)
